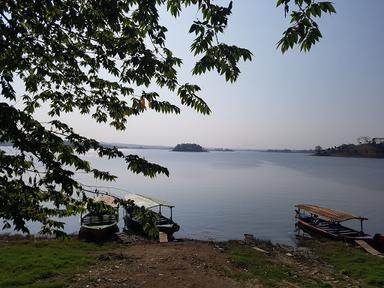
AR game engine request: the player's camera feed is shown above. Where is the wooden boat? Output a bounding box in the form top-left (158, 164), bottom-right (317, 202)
top-left (123, 193), bottom-right (180, 240)
top-left (79, 195), bottom-right (119, 241)
top-left (295, 204), bottom-right (372, 241)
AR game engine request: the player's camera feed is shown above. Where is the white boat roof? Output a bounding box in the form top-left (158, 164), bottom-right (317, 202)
top-left (124, 193), bottom-right (174, 209)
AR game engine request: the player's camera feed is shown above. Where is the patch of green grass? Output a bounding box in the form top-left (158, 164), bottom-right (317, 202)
top-left (0, 237), bottom-right (105, 288)
top-left (228, 247), bottom-right (330, 288)
top-left (308, 240), bottom-right (384, 288)
top-left (229, 248), bottom-right (290, 286)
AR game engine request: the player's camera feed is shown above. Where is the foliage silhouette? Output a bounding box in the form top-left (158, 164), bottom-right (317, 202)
top-left (0, 0), bottom-right (335, 234)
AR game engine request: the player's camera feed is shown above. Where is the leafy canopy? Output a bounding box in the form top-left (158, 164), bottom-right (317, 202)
top-left (0, 0), bottom-right (335, 235)
top-left (277, 0), bottom-right (336, 53)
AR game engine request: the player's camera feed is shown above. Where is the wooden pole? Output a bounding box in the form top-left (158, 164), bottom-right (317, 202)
top-left (360, 219), bottom-right (364, 233)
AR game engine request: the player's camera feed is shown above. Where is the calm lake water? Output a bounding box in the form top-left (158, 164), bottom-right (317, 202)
top-left (5, 149), bottom-right (384, 245)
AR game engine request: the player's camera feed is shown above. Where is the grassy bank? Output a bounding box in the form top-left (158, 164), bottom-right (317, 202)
top-left (0, 236), bottom-right (106, 288)
top-left (227, 240), bottom-right (384, 288)
top-left (0, 236), bottom-right (383, 288)
top-left (306, 240), bottom-right (384, 287)
top-left (228, 246), bottom-right (332, 287)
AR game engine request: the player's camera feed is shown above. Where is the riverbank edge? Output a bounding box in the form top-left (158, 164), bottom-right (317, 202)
top-left (1, 234), bottom-right (383, 287)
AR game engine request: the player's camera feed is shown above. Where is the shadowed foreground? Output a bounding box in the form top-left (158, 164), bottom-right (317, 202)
top-left (1, 236), bottom-right (383, 288)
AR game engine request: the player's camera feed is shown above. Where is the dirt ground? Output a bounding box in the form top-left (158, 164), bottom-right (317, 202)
top-left (71, 239), bottom-right (361, 288)
top-left (72, 240), bottom-right (246, 288)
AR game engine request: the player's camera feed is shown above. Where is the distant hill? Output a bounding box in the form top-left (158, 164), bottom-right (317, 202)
top-left (100, 142), bottom-right (172, 150)
top-left (0, 141), bottom-right (172, 150)
top-left (264, 149), bottom-right (314, 153)
top-left (208, 148), bottom-right (234, 152)
top-left (172, 143), bottom-right (207, 152)
top-left (315, 143), bottom-right (384, 158)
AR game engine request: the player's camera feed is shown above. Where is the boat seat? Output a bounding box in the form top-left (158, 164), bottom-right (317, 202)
top-left (157, 224), bottom-right (173, 228)
top-left (324, 230), bottom-right (352, 234)
top-left (83, 215), bottom-right (116, 225)
top-left (317, 223), bottom-right (331, 227)
top-left (322, 227), bottom-right (351, 231)
top-left (334, 230), bottom-right (354, 233)
top-left (158, 219), bottom-right (171, 225)
top-left (338, 231), bottom-right (358, 235)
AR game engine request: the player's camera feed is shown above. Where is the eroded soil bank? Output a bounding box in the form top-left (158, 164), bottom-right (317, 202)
top-left (72, 238), bottom-right (369, 288)
top-left (1, 235), bottom-right (383, 288)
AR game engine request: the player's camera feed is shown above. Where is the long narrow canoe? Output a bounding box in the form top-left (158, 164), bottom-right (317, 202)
top-left (295, 204), bottom-right (372, 241)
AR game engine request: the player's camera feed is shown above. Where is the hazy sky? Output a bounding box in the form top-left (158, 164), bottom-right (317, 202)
top-left (32, 1), bottom-right (384, 149)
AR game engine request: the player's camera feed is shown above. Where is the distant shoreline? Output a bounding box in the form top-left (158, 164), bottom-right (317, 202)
top-left (0, 142), bottom-right (322, 153)
top-left (315, 142), bottom-right (384, 159)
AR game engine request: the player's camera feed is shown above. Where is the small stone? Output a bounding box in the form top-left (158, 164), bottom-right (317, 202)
top-left (253, 247), bottom-right (267, 253)
top-left (310, 269), bottom-right (319, 275)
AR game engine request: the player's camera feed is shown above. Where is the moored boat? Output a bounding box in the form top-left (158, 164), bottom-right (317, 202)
top-left (79, 195), bottom-right (119, 241)
top-left (295, 204), bottom-right (372, 242)
top-left (123, 193), bottom-right (180, 240)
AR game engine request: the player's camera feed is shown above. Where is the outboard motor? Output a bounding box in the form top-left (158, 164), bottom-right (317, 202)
top-left (373, 233), bottom-right (384, 251)
top-left (373, 233), bottom-right (384, 241)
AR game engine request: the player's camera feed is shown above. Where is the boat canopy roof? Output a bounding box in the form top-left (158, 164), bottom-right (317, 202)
top-left (295, 204), bottom-right (368, 222)
top-left (93, 195), bottom-right (118, 208)
top-left (124, 193), bottom-right (174, 209)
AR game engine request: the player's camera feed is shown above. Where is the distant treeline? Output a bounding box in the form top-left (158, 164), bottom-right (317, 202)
top-left (265, 149), bottom-right (314, 153)
top-left (315, 141), bottom-right (384, 158)
top-left (209, 148), bottom-right (234, 152)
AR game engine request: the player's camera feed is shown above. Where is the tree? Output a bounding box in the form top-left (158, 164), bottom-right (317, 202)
top-left (0, 0), bottom-right (335, 235)
top-left (357, 136), bottom-right (372, 145)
